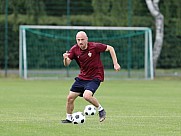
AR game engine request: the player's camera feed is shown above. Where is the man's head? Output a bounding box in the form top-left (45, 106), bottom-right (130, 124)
top-left (76, 31), bottom-right (88, 50)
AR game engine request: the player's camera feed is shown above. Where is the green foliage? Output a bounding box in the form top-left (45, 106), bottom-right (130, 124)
top-left (158, 39), bottom-right (181, 68)
top-left (92, 0), bottom-right (128, 26)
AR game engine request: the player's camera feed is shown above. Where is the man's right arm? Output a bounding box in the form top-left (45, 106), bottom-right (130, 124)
top-left (63, 51), bottom-right (72, 66)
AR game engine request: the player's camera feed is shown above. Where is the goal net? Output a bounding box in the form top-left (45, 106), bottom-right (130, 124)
top-left (19, 25), bottom-right (153, 80)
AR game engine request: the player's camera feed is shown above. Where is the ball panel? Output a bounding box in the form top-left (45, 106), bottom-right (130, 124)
top-left (84, 105), bottom-right (96, 116)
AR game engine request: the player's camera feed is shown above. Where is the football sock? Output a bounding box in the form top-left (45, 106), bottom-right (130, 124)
top-left (66, 113), bottom-right (73, 121)
top-left (98, 104), bottom-right (104, 112)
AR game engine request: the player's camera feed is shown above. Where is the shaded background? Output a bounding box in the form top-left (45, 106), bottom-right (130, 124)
top-left (0, 0), bottom-right (180, 77)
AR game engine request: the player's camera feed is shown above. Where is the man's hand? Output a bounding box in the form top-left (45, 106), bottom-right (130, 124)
top-left (63, 51), bottom-right (71, 66)
top-left (114, 63), bottom-right (121, 72)
top-left (63, 51), bottom-right (70, 59)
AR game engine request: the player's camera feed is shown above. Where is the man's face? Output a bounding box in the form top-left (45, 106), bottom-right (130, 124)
top-left (76, 33), bottom-right (88, 50)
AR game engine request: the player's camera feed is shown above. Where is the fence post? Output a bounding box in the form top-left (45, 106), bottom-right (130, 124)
top-left (127, 0), bottom-right (132, 78)
top-left (4, 0), bottom-right (8, 77)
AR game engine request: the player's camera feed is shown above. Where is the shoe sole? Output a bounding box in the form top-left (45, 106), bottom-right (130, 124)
top-left (100, 117), bottom-right (106, 122)
top-left (61, 120), bottom-right (72, 123)
top-left (61, 122), bottom-right (72, 123)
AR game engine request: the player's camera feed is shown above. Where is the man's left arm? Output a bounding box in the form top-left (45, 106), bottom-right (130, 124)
top-left (105, 45), bottom-right (121, 71)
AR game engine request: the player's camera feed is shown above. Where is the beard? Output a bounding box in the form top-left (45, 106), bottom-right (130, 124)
top-left (79, 44), bottom-right (87, 50)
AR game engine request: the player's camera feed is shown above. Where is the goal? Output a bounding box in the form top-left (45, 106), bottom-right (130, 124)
top-left (19, 25), bottom-right (153, 80)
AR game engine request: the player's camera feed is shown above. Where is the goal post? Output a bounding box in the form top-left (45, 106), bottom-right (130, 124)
top-left (19, 25), bottom-right (154, 80)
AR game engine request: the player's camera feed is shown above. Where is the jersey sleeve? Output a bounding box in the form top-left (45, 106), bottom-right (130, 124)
top-left (95, 43), bottom-right (107, 53)
top-left (68, 46), bottom-right (76, 60)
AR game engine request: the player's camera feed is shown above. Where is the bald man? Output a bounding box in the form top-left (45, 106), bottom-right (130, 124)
top-left (61, 31), bottom-right (120, 123)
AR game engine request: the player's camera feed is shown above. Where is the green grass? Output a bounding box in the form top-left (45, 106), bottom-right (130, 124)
top-left (0, 78), bottom-right (181, 136)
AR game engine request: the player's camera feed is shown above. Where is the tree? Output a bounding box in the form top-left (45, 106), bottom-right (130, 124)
top-left (145, 0), bottom-right (164, 75)
top-left (0, 0), bottom-right (46, 26)
top-left (25, 0), bottom-right (46, 24)
top-left (92, 0), bottom-right (128, 26)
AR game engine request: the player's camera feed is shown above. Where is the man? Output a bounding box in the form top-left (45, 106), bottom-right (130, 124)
top-left (61, 31), bottom-right (120, 123)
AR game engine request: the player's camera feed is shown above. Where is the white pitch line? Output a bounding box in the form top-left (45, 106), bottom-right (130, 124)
top-left (0, 119), bottom-right (58, 122)
top-left (110, 116), bottom-right (181, 118)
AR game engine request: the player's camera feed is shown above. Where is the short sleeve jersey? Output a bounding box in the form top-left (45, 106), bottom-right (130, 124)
top-left (68, 42), bottom-right (107, 81)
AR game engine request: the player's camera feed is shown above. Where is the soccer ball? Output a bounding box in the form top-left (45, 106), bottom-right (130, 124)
top-left (72, 112), bottom-right (86, 124)
top-left (84, 105), bottom-right (96, 116)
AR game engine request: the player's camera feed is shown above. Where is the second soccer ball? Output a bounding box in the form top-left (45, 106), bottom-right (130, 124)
top-left (84, 105), bottom-right (96, 115)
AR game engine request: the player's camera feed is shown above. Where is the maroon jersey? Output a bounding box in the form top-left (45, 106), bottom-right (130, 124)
top-left (68, 42), bottom-right (107, 81)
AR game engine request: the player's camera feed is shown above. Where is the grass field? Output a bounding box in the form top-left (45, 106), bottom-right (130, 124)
top-left (0, 78), bottom-right (181, 136)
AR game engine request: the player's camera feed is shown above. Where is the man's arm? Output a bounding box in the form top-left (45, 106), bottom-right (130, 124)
top-left (105, 45), bottom-right (121, 71)
top-left (63, 51), bottom-right (72, 66)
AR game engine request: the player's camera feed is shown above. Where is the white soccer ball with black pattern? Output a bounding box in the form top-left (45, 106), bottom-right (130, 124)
top-left (84, 105), bottom-right (96, 116)
top-left (72, 112), bottom-right (86, 124)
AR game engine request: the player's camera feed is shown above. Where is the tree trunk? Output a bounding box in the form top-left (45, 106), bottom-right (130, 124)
top-left (145, 0), bottom-right (164, 76)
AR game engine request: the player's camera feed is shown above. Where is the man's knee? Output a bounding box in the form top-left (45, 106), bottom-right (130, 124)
top-left (67, 91), bottom-right (80, 103)
top-left (83, 90), bottom-right (93, 101)
top-left (67, 95), bottom-right (75, 103)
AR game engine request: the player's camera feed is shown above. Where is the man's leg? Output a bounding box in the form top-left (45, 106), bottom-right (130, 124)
top-left (66, 91), bottom-right (80, 114)
top-left (83, 90), bottom-right (99, 107)
top-left (83, 90), bottom-right (106, 122)
top-left (61, 91), bottom-right (80, 123)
